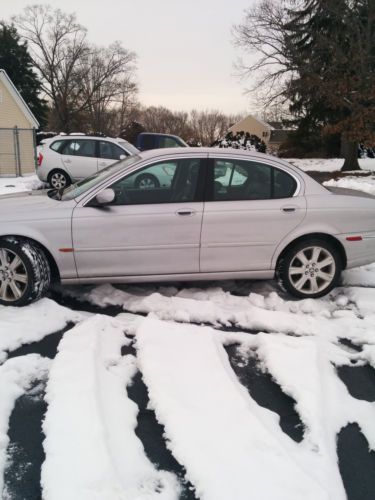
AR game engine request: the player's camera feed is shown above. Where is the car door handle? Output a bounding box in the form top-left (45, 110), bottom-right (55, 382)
top-left (176, 209), bottom-right (196, 216)
top-left (99, 162), bottom-right (107, 167)
top-left (282, 206), bottom-right (296, 213)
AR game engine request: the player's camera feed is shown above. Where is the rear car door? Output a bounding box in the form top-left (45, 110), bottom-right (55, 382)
top-left (200, 157), bottom-right (307, 272)
top-left (60, 139), bottom-right (98, 179)
top-left (72, 156), bottom-right (207, 278)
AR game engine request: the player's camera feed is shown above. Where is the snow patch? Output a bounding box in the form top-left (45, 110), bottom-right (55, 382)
top-left (324, 175), bottom-right (375, 196)
top-left (136, 318), bottom-right (341, 500)
top-left (41, 315), bottom-right (180, 500)
top-left (0, 175), bottom-right (44, 195)
top-left (0, 355), bottom-right (51, 494)
top-left (0, 298), bottom-right (84, 362)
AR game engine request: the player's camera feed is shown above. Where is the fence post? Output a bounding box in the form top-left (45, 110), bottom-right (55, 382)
top-left (13, 126), bottom-right (21, 176)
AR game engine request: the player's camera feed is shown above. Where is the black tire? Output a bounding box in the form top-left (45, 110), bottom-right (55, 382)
top-left (134, 173), bottom-right (160, 189)
top-left (0, 238), bottom-right (51, 306)
top-left (276, 238), bottom-right (342, 299)
top-left (47, 169), bottom-right (71, 189)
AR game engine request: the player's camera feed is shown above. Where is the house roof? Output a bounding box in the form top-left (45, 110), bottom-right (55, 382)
top-left (0, 69), bottom-right (39, 128)
top-left (229, 114), bottom-right (275, 131)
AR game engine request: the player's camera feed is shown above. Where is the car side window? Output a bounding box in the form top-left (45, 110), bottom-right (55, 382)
top-left (274, 169), bottom-right (297, 198)
top-left (159, 137), bottom-right (180, 148)
top-left (213, 160), bottom-right (272, 200)
top-left (212, 160), bottom-right (296, 201)
top-left (108, 158), bottom-right (202, 205)
top-left (50, 140), bottom-right (65, 152)
top-left (61, 140), bottom-right (96, 158)
top-left (141, 135), bottom-right (156, 150)
top-left (99, 141), bottom-right (127, 160)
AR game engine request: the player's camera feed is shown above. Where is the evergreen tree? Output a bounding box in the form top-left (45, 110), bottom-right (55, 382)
top-left (284, 0), bottom-right (375, 170)
top-left (235, 0), bottom-right (375, 170)
top-left (0, 22), bottom-right (48, 127)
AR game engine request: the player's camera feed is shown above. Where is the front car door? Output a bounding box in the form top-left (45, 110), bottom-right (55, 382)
top-left (72, 155), bottom-right (206, 278)
top-left (97, 140), bottom-right (128, 171)
top-left (60, 139), bottom-right (98, 179)
top-left (200, 156), bottom-right (307, 272)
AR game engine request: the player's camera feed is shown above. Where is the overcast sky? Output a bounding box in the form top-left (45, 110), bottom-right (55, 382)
top-left (2, 0), bottom-right (255, 114)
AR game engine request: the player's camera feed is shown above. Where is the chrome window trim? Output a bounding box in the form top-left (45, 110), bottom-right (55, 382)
top-left (208, 154), bottom-right (303, 198)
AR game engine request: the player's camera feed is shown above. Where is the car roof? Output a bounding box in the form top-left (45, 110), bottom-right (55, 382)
top-left (136, 147), bottom-right (287, 164)
top-left (46, 135), bottom-right (125, 142)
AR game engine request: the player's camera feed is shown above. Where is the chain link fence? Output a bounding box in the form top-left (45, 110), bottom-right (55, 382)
top-left (0, 127), bottom-right (37, 177)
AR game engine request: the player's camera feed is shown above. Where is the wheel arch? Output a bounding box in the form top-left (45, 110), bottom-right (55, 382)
top-left (0, 234), bottom-right (60, 283)
top-left (275, 233), bottom-right (347, 271)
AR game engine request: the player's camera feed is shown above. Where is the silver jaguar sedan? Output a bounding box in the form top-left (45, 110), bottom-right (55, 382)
top-left (1, 148), bottom-right (375, 306)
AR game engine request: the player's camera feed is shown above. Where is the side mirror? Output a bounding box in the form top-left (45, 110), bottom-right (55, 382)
top-left (92, 188), bottom-right (115, 206)
top-left (119, 154), bottom-right (126, 160)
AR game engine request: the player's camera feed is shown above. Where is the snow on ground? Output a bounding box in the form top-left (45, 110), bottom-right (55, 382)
top-left (65, 279), bottom-right (375, 346)
top-left (324, 175), bottom-right (375, 196)
top-left (287, 158), bottom-right (375, 172)
top-left (0, 298), bottom-right (84, 363)
top-left (0, 355), bottom-right (51, 494)
top-left (1, 158), bottom-right (375, 498)
top-left (343, 262), bottom-right (375, 287)
top-left (0, 175), bottom-right (44, 196)
top-left (42, 315), bottom-right (180, 500)
top-left (135, 318), bottom-right (343, 500)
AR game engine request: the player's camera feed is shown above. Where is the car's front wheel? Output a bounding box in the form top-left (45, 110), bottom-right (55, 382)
top-left (0, 239), bottom-right (51, 306)
top-left (48, 169), bottom-right (71, 189)
top-left (277, 238), bottom-right (342, 299)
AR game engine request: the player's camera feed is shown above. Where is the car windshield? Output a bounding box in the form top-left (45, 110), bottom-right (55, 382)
top-left (58, 154), bottom-right (141, 201)
top-left (118, 140), bottom-right (139, 155)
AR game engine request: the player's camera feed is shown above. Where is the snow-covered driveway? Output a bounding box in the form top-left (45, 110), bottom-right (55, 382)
top-left (0, 165), bottom-right (375, 499)
top-left (1, 268), bottom-right (375, 500)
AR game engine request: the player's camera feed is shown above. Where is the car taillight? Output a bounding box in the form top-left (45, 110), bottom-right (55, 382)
top-left (37, 152), bottom-right (43, 167)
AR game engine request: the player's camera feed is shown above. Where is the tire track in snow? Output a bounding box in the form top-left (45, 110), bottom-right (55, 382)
top-left (225, 344), bottom-right (304, 442)
top-left (122, 340), bottom-right (198, 499)
top-left (41, 315), bottom-right (180, 500)
top-left (135, 317), bottom-right (337, 500)
top-left (0, 355), bottom-right (51, 497)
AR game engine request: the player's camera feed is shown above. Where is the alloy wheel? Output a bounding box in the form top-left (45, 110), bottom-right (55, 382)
top-left (50, 172), bottom-right (67, 189)
top-left (0, 248), bottom-right (28, 302)
top-left (288, 246), bottom-right (336, 295)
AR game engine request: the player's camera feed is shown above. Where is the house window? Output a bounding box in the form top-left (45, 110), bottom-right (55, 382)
top-left (262, 131), bottom-right (268, 137)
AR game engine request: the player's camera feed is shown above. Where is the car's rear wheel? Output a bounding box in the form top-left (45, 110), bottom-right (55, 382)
top-left (0, 239), bottom-right (51, 306)
top-left (48, 169), bottom-right (71, 189)
top-left (277, 238), bottom-right (342, 298)
top-left (135, 173), bottom-right (160, 189)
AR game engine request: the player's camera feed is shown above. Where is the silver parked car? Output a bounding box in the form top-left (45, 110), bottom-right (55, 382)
top-left (1, 148), bottom-right (375, 306)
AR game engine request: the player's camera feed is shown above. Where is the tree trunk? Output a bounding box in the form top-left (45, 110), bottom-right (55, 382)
top-left (340, 136), bottom-right (360, 171)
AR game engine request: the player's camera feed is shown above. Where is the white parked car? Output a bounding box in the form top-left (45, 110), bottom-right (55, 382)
top-left (36, 135), bottom-right (139, 189)
top-left (1, 148), bottom-right (375, 306)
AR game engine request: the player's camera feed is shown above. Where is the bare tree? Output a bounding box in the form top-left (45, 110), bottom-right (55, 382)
top-left (234, 0), bottom-right (294, 107)
top-left (139, 106), bottom-right (190, 136)
top-left (78, 42), bottom-right (137, 134)
top-left (14, 4), bottom-right (137, 133)
top-left (14, 4), bottom-right (89, 131)
top-left (189, 110), bottom-right (230, 146)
